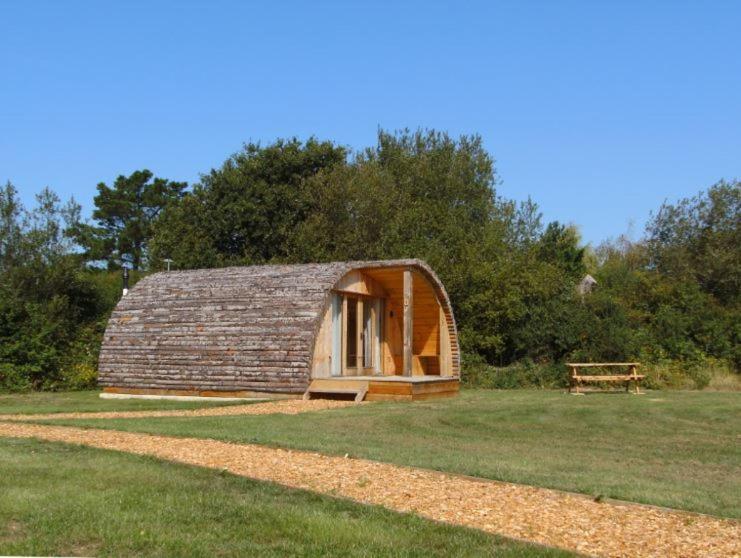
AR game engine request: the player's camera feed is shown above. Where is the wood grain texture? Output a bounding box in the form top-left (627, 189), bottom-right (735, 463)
top-left (99, 259), bottom-right (460, 395)
top-left (402, 269), bottom-right (413, 377)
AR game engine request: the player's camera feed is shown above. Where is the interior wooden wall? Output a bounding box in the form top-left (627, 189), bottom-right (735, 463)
top-left (333, 270), bottom-right (387, 298)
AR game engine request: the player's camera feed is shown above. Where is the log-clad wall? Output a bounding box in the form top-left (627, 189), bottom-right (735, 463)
top-left (98, 259), bottom-right (460, 395)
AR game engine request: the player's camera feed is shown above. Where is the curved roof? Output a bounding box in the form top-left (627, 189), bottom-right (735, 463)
top-left (98, 259), bottom-right (459, 394)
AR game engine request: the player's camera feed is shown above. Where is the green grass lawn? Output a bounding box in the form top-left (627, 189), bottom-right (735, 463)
top-left (43, 389), bottom-right (741, 518)
top-left (0, 438), bottom-right (570, 557)
top-left (0, 390), bottom-right (246, 414)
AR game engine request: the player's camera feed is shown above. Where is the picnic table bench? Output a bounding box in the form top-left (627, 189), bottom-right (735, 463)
top-left (566, 362), bottom-right (644, 394)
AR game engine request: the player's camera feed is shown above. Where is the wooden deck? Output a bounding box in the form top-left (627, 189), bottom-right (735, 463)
top-left (103, 375), bottom-right (460, 402)
top-left (305, 375), bottom-right (460, 402)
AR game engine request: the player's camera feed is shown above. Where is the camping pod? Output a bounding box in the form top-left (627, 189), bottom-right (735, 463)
top-left (98, 259), bottom-right (460, 401)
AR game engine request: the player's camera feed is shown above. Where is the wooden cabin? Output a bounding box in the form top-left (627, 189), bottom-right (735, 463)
top-left (98, 259), bottom-right (460, 401)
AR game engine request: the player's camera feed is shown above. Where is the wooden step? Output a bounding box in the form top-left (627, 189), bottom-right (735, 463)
top-left (303, 379), bottom-right (368, 402)
top-left (309, 378), bottom-right (368, 391)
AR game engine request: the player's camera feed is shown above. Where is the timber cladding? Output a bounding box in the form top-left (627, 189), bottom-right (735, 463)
top-left (98, 259), bottom-right (460, 396)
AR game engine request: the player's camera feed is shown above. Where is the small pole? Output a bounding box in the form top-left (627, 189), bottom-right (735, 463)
top-left (164, 258), bottom-right (173, 272)
top-left (122, 266), bottom-right (129, 296)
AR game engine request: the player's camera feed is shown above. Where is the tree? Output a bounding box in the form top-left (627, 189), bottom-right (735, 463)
top-left (150, 138), bottom-right (347, 269)
top-left (25, 187), bottom-right (80, 263)
top-left (646, 179), bottom-right (740, 304)
top-left (537, 222), bottom-right (586, 278)
top-left (0, 181), bottom-right (24, 272)
top-left (0, 187), bottom-right (103, 390)
top-left (74, 170), bottom-right (186, 270)
top-left (290, 129), bottom-right (498, 267)
top-left (505, 196), bottom-right (543, 248)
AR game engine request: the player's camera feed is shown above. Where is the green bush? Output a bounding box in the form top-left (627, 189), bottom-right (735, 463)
top-left (0, 363), bottom-right (33, 392)
top-left (60, 362), bottom-right (98, 390)
top-left (642, 361), bottom-right (697, 390)
top-left (462, 354), bottom-right (567, 389)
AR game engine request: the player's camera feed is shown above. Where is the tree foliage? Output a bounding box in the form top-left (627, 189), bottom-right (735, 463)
top-left (150, 138), bottom-right (346, 269)
top-left (0, 186), bottom-right (102, 389)
top-left (646, 180), bottom-right (740, 304)
top-left (1, 132), bottom-right (738, 391)
top-left (74, 170), bottom-right (186, 270)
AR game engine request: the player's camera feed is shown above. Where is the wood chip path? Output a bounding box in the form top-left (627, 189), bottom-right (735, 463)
top-left (0, 399), bottom-right (356, 422)
top-left (0, 421), bottom-right (737, 558)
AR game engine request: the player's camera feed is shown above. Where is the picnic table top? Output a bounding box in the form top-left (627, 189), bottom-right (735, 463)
top-left (565, 362), bottom-right (640, 367)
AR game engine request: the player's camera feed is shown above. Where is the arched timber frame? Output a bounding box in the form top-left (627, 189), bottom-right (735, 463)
top-left (98, 259), bottom-right (460, 397)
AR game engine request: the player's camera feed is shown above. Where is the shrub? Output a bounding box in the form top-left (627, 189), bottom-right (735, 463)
top-left (0, 363), bottom-right (33, 392)
top-left (61, 362), bottom-right (98, 390)
top-left (462, 354), bottom-right (567, 389)
top-left (705, 360), bottom-right (741, 391)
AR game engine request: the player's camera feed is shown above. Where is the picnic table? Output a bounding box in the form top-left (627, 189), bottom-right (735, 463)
top-left (566, 362), bottom-right (644, 395)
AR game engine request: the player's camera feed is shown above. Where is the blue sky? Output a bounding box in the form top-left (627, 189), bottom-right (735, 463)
top-left (1, 1), bottom-right (739, 245)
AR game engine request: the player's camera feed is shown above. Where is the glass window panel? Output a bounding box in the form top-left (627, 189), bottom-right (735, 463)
top-left (346, 297), bottom-right (357, 368)
top-left (373, 298), bottom-right (383, 371)
top-left (331, 294), bottom-right (342, 376)
top-left (363, 301), bottom-right (373, 368)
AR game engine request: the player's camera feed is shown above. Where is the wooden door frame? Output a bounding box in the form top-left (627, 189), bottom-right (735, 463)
top-left (336, 292), bottom-right (384, 376)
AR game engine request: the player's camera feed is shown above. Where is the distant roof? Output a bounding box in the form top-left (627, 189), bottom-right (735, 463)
top-left (580, 274), bottom-right (597, 285)
top-left (577, 274), bottom-right (598, 296)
